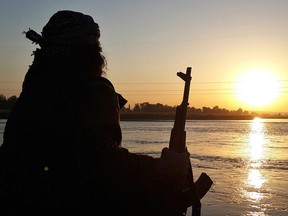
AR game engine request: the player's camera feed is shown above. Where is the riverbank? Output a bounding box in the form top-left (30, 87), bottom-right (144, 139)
top-left (0, 109), bottom-right (10, 119)
top-left (120, 112), bottom-right (288, 121)
top-left (1, 110), bottom-right (287, 121)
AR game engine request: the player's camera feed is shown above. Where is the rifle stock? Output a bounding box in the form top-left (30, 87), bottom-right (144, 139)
top-left (168, 67), bottom-right (213, 216)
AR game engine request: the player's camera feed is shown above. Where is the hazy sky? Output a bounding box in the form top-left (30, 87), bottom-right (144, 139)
top-left (0, 0), bottom-right (288, 112)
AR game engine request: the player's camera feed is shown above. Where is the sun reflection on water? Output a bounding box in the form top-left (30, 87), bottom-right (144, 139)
top-left (247, 169), bottom-right (266, 189)
top-left (243, 118), bottom-right (268, 213)
top-left (249, 118), bottom-right (266, 162)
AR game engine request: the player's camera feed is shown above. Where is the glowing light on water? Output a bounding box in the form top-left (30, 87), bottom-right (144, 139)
top-left (243, 118), bottom-right (268, 210)
top-left (247, 118), bottom-right (267, 191)
top-left (249, 118), bottom-right (266, 161)
top-left (249, 134), bottom-right (265, 161)
top-left (246, 169), bottom-right (266, 189)
top-left (246, 191), bottom-right (264, 202)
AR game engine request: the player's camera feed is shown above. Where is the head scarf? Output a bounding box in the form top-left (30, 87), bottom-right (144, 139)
top-left (24, 10), bottom-right (100, 47)
top-left (22, 10), bottom-right (127, 108)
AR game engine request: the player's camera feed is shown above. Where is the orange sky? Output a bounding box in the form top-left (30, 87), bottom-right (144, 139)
top-left (0, 0), bottom-right (287, 112)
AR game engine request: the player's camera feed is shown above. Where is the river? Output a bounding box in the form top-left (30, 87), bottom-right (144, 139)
top-left (1, 118), bottom-right (288, 215)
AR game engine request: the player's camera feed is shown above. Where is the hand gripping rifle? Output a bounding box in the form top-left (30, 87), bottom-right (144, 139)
top-left (169, 67), bottom-right (213, 216)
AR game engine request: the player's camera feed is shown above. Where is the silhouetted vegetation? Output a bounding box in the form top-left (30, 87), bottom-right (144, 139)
top-left (123, 102), bottom-right (249, 115)
top-left (121, 102), bottom-right (287, 120)
top-left (0, 94), bottom-right (18, 119)
top-left (0, 94), bottom-right (287, 120)
top-left (0, 94), bottom-right (18, 110)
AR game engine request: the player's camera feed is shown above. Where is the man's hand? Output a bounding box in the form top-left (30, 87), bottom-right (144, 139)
top-left (157, 147), bottom-right (190, 179)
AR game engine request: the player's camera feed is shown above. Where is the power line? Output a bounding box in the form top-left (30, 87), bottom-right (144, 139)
top-left (1, 87), bottom-right (288, 93)
top-left (118, 86), bottom-right (288, 92)
top-left (1, 79), bottom-right (288, 97)
top-left (123, 91), bottom-right (288, 96)
top-left (114, 80), bottom-right (288, 85)
top-left (1, 80), bottom-right (288, 84)
top-left (0, 82), bottom-right (22, 84)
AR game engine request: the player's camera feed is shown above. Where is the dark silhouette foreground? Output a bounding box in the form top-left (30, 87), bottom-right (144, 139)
top-left (0, 10), bottom-right (192, 216)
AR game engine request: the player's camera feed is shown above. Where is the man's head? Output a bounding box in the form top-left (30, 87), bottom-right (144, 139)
top-left (41, 10), bottom-right (100, 47)
top-left (25, 10), bottom-right (106, 75)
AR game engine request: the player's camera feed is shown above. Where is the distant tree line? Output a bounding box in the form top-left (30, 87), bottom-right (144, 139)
top-left (123, 102), bottom-right (250, 115)
top-left (1, 95), bottom-right (287, 120)
top-left (0, 94), bottom-right (18, 110)
top-left (0, 94), bottom-right (252, 115)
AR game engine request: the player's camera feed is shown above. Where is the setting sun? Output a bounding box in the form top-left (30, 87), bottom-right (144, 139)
top-left (235, 69), bottom-right (281, 108)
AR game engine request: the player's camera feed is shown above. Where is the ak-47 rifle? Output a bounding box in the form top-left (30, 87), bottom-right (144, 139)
top-left (169, 67), bottom-right (213, 216)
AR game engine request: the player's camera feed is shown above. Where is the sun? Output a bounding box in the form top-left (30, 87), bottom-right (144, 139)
top-left (235, 69), bottom-right (281, 108)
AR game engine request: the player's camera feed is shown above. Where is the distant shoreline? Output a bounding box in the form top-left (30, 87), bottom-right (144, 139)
top-left (120, 112), bottom-right (288, 121)
top-left (1, 110), bottom-right (287, 121)
top-left (0, 110), bottom-right (10, 119)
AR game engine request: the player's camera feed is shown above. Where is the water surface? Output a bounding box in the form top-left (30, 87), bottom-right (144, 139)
top-left (1, 118), bottom-right (287, 215)
top-left (120, 119), bottom-right (288, 216)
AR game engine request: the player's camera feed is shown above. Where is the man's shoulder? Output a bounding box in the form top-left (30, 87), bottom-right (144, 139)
top-left (87, 76), bottom-right (115, 92)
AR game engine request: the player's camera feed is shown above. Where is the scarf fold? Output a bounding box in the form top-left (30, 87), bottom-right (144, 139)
top-left (23, 29), bottom-right (43, 46)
